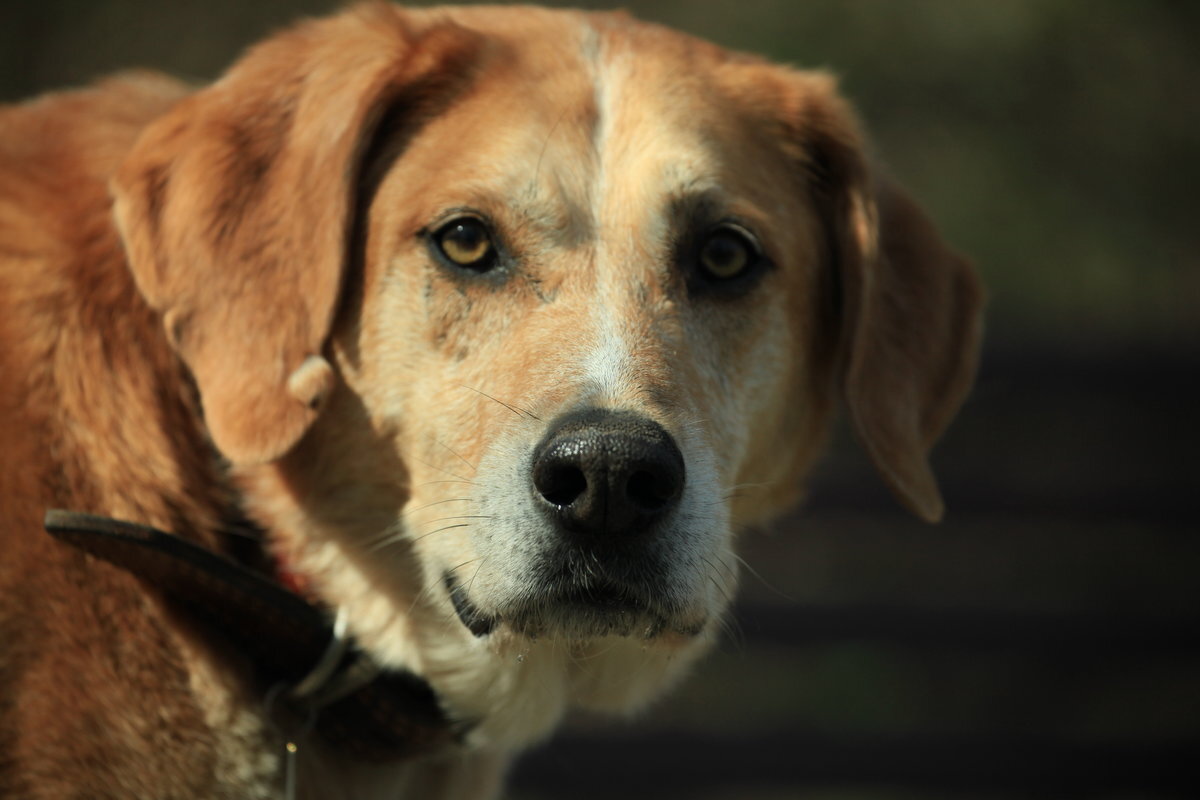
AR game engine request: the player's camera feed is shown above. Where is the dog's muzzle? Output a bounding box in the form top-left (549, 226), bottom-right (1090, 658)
top-left (448, 409), bottom-right (704, 640)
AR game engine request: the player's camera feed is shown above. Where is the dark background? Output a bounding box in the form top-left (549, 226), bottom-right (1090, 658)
top-left (5, 2), bottom-right (1197, 797)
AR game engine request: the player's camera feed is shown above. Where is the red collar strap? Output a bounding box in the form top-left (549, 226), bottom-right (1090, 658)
top-left (44, 509), bottom-right (466, 762)
top-left (273, 549), bottom-right (313, 599)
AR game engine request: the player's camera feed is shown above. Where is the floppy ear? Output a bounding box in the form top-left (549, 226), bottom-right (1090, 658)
top-left (112, 8), bottom-right (474, 464)
top-left (790, 75), bottom-right (984, 522)
top-left (840, 174), bottom-right (984, 522)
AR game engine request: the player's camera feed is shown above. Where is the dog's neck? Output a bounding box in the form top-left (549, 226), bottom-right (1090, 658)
top-left (45, 510), bottom-right (464, 761)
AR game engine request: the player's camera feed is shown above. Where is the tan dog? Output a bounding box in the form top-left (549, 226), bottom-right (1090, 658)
top-left (0, 5), bottom-right (982, 798)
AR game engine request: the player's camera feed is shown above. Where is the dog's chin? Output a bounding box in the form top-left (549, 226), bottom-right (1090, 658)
top-left (444, 572), bottom-right (708, 643)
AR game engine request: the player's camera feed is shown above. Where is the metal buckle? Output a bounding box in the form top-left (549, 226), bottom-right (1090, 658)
top-left (289, 607), bottom-right (351, 701)
top-left (287, 607), bottom-right (384, 710)
top-left (265, 607), bottom-right (385, 800)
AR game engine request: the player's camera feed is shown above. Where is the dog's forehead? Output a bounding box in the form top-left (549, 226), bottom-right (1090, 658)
top-left (391, 9), bottom-right (787, 248)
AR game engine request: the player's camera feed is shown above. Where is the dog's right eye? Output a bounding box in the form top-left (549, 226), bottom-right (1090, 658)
top-left (433, 217), bottom-right (496, 271)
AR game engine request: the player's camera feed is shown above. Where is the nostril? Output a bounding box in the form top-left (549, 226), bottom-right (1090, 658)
top-left (626, 468), bottom-right (680, 512)
top-left (535, 462), bottom-right (588, 508)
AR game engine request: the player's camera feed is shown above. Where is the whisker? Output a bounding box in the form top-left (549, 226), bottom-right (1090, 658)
top-left (368, 539), bottom-right (411, 556)
top-left (714, 607), bottom-right (746, 652)
top-left (569, 638), bottom-right (622, 664)
top-left (406, 555), bottom-right (475, 620)
top-left (363, 529), bottom-right (405, 554)
top-left (436, 556), bottom-right (490, 630)
top-left (465, 557), bottom-right (487, 594)
top-left (361, 498), bottom-right (478, 552)
top-left (446, 557), bottom-right (484, 577)
top-left (434, 557), bottom-right (491, 630)
top-left (701, 556), bottom-right (736, 606)
top-left (725, 551), bottom-right (794, 602)
top-left (725, 481), bottom-right (774, 493)
top-left (695, 480), bottom-right (778, 509)
top-left (411, 479), bottom-right (478, 489)
top-left (703, 554), bottom-right (738, 586)
top-left (458, 384), bottom-right (539, 421)
top-left (408, 522), bottom-right (473, 545)
top-left (514, 404), bottom-right (541, 422)
top-left (435, 440), bottom-right (478, 475)
top-left (364, 496), bottom-right (477, 546)
top-left (403, 497), bottom-right (474, 517)
top-left (367, 520), bottom-right (477, 554)
top-left (698, 557), bottom-right (746, 650)
top-left (412, 455), bottom-right (472, 485)
top-left (362, 522), bottom-right (400, 550)
top-left (405, 577), bottom-right (443, 617)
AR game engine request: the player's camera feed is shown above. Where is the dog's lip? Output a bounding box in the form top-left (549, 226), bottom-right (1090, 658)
top-left (442, 570), bottom-right (700, 640)
top-left (445, 572), bottom-right (498, 637)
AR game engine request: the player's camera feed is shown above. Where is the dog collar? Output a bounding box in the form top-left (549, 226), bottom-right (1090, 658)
top-left (44, 509), bottom-right (464, 762)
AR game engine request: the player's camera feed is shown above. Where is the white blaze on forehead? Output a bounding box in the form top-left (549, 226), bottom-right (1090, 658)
top-left (579, 22), bottom-right (632, 401)
top-left (583, 21), bottom-right (618, 220)
top-left (579, 21), bottom-right (680, 403)
top-left (577, 18), bottom-right (726, 406)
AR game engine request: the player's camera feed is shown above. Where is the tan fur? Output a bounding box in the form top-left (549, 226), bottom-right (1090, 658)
top-left (0, 5), bottom-right (982, 798)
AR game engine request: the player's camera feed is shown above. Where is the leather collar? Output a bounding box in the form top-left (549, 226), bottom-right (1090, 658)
top-left (44, 509), bottom-right (464, 762)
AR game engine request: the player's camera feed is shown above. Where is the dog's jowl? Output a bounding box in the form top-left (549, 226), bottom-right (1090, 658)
top-left (0, 5), bottom-right (982, 798)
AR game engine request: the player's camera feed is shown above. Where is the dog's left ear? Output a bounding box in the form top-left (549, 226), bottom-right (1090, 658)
top-left (113, 8), bottom-right (474, 464)
top-left (839, 174), bottom-right (985, 522)
top-left (793, 78), bottom-right (984, 523)
top-left (735, 69), bottom-right (984, 522)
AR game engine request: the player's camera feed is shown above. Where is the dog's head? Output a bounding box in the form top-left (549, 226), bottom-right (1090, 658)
top-left (113, 6), bottom-right (982, 745)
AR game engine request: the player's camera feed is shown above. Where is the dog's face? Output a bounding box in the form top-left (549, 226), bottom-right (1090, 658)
top-left (113, 6), bottom-right (981, 746)
top-left (347, 11), bottom-right (834, 645)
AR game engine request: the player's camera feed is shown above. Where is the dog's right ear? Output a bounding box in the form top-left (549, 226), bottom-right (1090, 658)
top-left (112, 7), bottom-right (477, 465)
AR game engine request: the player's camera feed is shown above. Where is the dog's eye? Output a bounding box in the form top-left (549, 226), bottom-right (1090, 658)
top-left (434, 217), bottom-right (495, 270)
top-left (698, 226), bottom-right (758, 281)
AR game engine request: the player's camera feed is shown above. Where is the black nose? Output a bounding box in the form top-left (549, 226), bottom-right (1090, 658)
top-left (531, 409), bottom-right (685, 538)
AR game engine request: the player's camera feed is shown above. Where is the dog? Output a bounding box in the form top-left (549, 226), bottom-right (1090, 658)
top-left (0, 4), bottom-right (983, 798)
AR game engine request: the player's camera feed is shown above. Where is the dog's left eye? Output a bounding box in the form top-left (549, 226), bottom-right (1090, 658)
top-left (433, 217), bottom-right (496, 271)
top-left (697, 226), bottom-right (760, 282)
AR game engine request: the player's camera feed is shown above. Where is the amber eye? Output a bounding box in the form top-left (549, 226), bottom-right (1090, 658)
top-left (698, 226), bottom-right (758, 281)
top-left (434, 217), bottom-right (495, 270)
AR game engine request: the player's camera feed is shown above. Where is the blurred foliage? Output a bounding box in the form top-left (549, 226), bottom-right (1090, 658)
top-left (3, 0), bottom-right (1197, 352)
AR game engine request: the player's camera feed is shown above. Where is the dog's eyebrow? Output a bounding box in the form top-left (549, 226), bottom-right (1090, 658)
top-left (665, 178), bottom-right (777, 233)
top-left (508, 182), bottom-right (594, 248)
top-left (663, 184), bottom-right (733, 228)
top-left (668, 187), bottom-right (720, 217)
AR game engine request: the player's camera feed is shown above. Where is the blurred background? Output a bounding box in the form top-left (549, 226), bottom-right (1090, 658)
top-left (4, 1), bottom-right (1197, 797)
